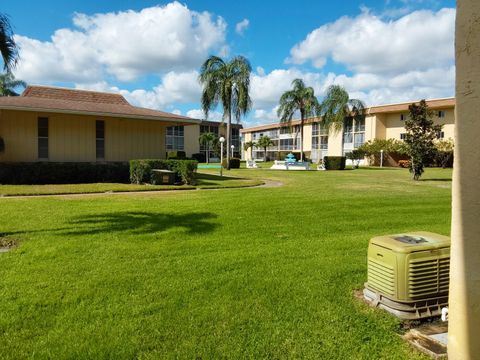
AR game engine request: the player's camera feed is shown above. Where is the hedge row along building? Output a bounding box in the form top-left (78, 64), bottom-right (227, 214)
top-left (0, 86), bottom-right (241, 163)
top-left (240, 98), bottom-right (455, 163)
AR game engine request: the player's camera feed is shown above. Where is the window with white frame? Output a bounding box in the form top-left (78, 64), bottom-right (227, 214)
top-left (437, 110), bottom-right (446, 118)
top-left (166, 126), bottom-right (184, 151)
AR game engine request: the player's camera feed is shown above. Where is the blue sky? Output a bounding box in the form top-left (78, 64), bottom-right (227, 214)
top-left (4, 0), bottom-right (456, 125)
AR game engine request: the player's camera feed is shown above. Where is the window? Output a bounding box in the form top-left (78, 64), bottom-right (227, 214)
top-left (354, 133), bottom-right (365, 148)
top-left (96, 120), bottom-right (105, 160)
top-left (438, 110), bottom-right (446, 118)
top-left (38, 117), bottom-right (49, 160)
top-left (280, 138), bottom-right (295, 150)
top-left (343, 118), bottom-right (353, 144)
top-left (400, 114), bottom-right (407, 121)
top-left (280, 127), bottom-right (291, 134)
top-left (400, 133), bottom-right (407, 140)
top-left (436, 131), bottom-right (445, 139)
top-left (165, 126), bottom-right (184, 150)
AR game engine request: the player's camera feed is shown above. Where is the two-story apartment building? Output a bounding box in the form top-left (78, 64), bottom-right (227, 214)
top-left (241, 98), bottom-right (455, 162)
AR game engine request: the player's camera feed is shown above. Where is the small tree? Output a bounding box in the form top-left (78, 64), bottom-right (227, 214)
top-left (256, 136), bottom-right (274, 162)
top-left (346, 149), bottom-right (366, 169)
top-left (435, 138), bottom-right (454, 168)
top-left (243, 140), bottom-right (256, 160)
top-left (358, 138), bottom-right (408, 165)
top-left (198, 132), bottom-right (217, 164)
top-left (404, 100), bottom-right (442, 180)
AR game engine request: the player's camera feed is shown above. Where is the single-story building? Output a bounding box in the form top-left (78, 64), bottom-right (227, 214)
top-left (0, 85), bottom-right (241, 162)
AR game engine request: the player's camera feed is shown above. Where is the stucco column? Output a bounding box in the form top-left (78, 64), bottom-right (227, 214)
top-left (448, 1), bottom-right (480, 358)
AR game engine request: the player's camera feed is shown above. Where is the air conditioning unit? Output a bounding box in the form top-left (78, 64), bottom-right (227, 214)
top-left (363, 231), bottom-right (450, 320)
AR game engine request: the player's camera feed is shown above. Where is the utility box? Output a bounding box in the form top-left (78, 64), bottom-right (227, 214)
top-left (363, 231), bottom-right (450, 320)
top-left (151, 169), bottom-right (175, 185)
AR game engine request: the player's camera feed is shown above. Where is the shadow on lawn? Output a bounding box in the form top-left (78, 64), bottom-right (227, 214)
top-left (63, 211), bottom-right (218, 236)
top-left (1, 211), bottom-right (218, 238)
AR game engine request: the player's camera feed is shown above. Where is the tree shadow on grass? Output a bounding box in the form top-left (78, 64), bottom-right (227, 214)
top-left (62, 211), bottom-right (219, 237)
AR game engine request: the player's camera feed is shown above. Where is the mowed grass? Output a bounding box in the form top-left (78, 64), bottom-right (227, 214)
top-left (0, 173), bottom-right (263, 196)
top-left (0, 168), bottom-right (451, 359)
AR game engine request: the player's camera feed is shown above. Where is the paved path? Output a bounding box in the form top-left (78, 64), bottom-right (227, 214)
top-left (0, 179), bottom-right (283, 199)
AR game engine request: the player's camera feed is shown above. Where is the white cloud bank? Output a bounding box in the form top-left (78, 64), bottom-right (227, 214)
top-left (15, 2), bottom-right (227, 83)
top-left (249, 7), bottom-right (455, 125)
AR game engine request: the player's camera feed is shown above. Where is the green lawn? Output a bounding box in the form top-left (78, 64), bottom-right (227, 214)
top-left (0, 173), bottom-right (263, 196)
top-left (0, 167), bottom-right (451, 359)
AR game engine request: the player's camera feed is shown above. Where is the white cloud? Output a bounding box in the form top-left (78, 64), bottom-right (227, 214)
top-left (250, 68), bottom-right (324, 110)
top-left (186, 109), bottom-right (223, 121)
top-left (235, 19), bottom-right (250, 35)
top-left (75, 70), bottom-right (201, 110)
top-left (15, 2), bottom-right (227, 83)
top-left (288, 8), bottom-right (455, 75)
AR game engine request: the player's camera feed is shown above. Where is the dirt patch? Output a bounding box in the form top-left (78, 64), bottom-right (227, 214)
top-left (0, 236), bottom-right (18, 252)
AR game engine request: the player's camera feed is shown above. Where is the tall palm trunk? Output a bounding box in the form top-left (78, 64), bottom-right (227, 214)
top-left (226, 108), bottom-right (231, 170)
top-left (206, 143), bottom-right (210, 164)
top-left (300, 109), bottom-right (305, 161)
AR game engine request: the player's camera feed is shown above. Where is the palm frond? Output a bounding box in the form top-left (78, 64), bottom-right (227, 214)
top-left (0, 14), bottom-right (18, 72)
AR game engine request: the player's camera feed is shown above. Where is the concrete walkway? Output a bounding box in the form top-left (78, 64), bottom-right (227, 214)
top-left (0, 179), bottom-right (283, 199)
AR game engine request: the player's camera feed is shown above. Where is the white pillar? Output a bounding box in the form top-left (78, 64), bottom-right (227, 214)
top-left (448, 1), bottom-right (480, 358)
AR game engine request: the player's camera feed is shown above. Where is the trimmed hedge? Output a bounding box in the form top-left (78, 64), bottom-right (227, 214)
top-left (167, 151), bottom-right (186, 159)
top-left (130, 159), bottom-right (197, 185)
top-left (323, 156), bottom-right (346, 170)
top-left (221, 158), bottom-right (241, 169)
top-left (0, 162), bottom-right (130, 184)
top-left (191, 153), bottom-right (206, 163)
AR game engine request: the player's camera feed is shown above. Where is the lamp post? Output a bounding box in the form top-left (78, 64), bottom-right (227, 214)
top-left (231, 144), bottom-right (235, 158)
top-left (219, 136), bottom-right (225, 177)
top-left (380, 149), bottom-right (384, 168)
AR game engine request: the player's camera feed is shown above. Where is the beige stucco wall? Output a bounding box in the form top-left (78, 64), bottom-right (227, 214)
top-left (448, 1), bottom-right (480, 358)
top-left (383, 109), bottom-right (455, 141)
top-left (327, 131), bottom-right (343, 156)
top-left (184, 124), bottom-right (200, 157)
top-left (0, 109), bottom-right (169, 162)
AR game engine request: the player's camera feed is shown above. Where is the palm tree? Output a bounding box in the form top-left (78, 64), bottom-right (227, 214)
top-left (198, 132), bottom-right (217, 164)
top-left (277, 79), bottom-right (321, 161)
top-left (256, 136), bottom-right (274, 162)
top-left (199, 55), bottom-right (252, 170)
top-left (0, 72), bottom-right (26, 96)
top-left (320, 85), bottom-right (366, 133)
top-left (243, 140), bottom-right (256, 160)
top-left (0, 14), bottom-right (19, 72)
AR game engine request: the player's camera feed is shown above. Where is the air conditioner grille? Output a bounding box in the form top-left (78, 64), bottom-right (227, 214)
top-left (368, 259), bottom-right (395, 296)
top-left (408, 257), bottom-right (449, 298)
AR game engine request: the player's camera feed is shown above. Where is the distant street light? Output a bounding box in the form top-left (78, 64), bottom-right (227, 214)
top-left (219, 136), bottom-right (225, 177)
top-left (380, 149), bottom-right (384, 168)
top-left (231, 144), bottom-right (235, 158)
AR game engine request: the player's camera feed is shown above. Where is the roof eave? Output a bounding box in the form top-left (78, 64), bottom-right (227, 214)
top-left (0, 105), bottom-right (201, 124)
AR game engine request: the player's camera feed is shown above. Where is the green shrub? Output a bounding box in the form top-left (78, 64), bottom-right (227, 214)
top-left (130, 159), bottom-right (197, 185)
top-left (229, 158), bottom-right (240, 169)
top-left (167, 151), bottom-right (186, 159)
top-left (0, 162), bottom-right (130, 184)
top-left (191, 153), bottom-right (206, 163)
top-left (323, 156), bottom-right (346, 170)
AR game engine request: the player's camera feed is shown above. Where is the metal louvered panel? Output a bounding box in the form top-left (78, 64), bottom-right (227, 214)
top-left (368, 259), bottom-right (395, 297)
top-left (408, 256), bottom-right (450, 299)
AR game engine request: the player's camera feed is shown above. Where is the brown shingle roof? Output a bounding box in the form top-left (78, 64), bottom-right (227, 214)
top-left (0, 85), bottom-right (199, 124)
